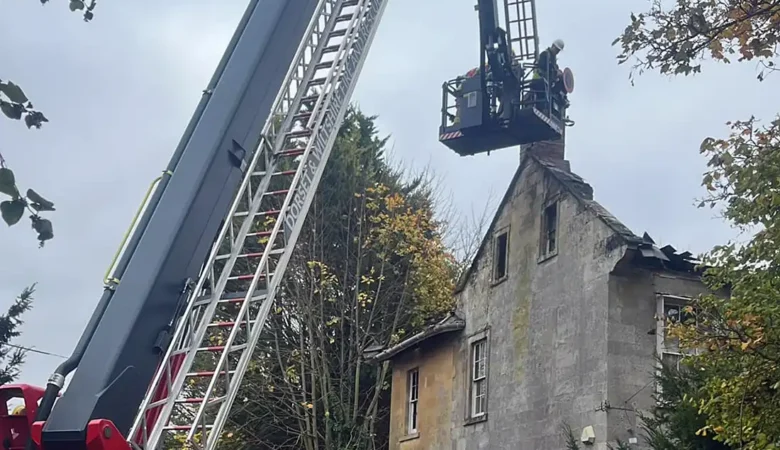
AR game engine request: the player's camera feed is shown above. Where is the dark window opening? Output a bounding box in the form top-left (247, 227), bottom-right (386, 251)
top-left (493, 231), bottom-right (508, 281)
top-left (542, 202), bottom-right (557, 256)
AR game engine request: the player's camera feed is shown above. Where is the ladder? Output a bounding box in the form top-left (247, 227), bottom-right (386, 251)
top-left (127, 0), bottom-right (388, 448)
top-left (504, 0), bottom-right (539, 64)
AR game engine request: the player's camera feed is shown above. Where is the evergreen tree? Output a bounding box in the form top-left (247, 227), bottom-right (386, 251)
top-left (0, 286), bottom-right (34, 384)
top-left (642, 359), bottom-right (731, 450)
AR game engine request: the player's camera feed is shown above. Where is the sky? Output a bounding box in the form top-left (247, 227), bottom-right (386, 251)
top-left (0, 0), bottom-right (775, 390)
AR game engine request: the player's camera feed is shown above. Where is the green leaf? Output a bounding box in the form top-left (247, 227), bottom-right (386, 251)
top-left (0, 101), bottom-right (23, 120)
top-left (26, 189), bottom-right (55, 212)
top-left (1, 200), bottom-right (25, 226)
top-left (0, 168), bottom-right (17, 198)
top-left (0, 81), bottom-right (28, 104)
top-left (31, 216), bottom-right (53, 244)
top-left (69, 0), bottom-right (84, 11)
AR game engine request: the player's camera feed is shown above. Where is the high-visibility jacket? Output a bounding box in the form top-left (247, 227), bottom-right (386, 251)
top-left (534, 48), bottom-right (558, 81)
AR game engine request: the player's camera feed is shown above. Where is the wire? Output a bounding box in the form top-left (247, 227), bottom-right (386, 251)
top-left (5, 343), bottom-right (67, 359)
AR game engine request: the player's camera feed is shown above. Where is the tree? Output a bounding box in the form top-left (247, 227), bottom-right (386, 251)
top-left (641, 358), bottom-right (731, 450)
top-left (169, 108), bottom-right (457, 450)
top-left (0, 286), bottom-right (35, 385)
top-left (614, 1), bottom-right (780, 448)
top-left (1, 0), bottom-right (97, 245)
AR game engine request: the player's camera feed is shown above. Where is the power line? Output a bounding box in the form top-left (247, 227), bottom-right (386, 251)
top-left (4, 343), bottom-right (67, 359)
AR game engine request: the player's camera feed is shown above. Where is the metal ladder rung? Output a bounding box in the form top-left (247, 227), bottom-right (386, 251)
top-left (286, 129), bottom-right (312, 139)
top-left (187, 369), bottom-right (237, 377)
top-left (277, 148), bottom-right (305, 158)
top-left (293, 111), bottom-right (313, 122)
top-left (335, 14), bottom-right (353, 23)
top-left (191, 291), bottom-right (267, 307)
top-left (197, 343), bottom-right (248, 353)
top-left (164, 424), bottom-right (214, 431)
top-left (329, 29), bottom-right (347, 38)
top-left (207, 321), bottom-right (255, 329)
top-left (176, 396), bottom-right (225, 405)
top-left (309, 77), bottom-right (327, 86)
top-left (228, 272), bottom-right (276, 282)
top-left (215, 248), bottom-right (284, 261)
top-left (322, 44), bottom-right (341, 53)
top-left (251, 169), bottom-right (297, 177)
top-left (313, 61), bottom-right (334, 70)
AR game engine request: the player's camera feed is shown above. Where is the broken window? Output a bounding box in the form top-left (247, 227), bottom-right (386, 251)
top-left (656, 295), bottom-right (700, 380)
top-left (407, 368), bottom-right (419, 434)
top-left (541, 201), bottom-right (558, 257)
top-left (470, 339), bottom-right (487, 418)
top-left (493, 231), bottom-right (508, 282)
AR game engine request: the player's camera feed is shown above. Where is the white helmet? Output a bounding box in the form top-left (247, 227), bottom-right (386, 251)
top-left (552, 39), bottom-right (565, 51)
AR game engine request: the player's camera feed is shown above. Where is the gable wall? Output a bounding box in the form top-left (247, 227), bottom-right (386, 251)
top-left (452, 158), bottom-right (629, 450)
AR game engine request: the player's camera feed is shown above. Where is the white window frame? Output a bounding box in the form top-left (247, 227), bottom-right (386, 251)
top-left (470, 339), bottom-right (488, 418)
top-left (407, 368), bottom-right (419, 434)
top-left (656, 294), bottom-right (701, 372)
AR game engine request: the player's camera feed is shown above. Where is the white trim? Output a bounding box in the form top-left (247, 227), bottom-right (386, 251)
top-left (470, 339), bottom-right (488, 418)
top-left (407, 368), bottom-right (419, 434)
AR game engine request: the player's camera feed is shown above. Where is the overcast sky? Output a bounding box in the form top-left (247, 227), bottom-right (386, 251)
top-left (0, 0), bottom-right (775, 389)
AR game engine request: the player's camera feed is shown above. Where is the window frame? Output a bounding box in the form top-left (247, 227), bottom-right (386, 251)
top-left (406, 368), bottom-right (419, 435)
top-left (656, 294), bottom-right (701, 378)
top-left (492, 227), bottom-right (509, 284)
top-left (539, 199), bottom-right (559, 261)
top-left (469, 338), bottom-right (488, 419)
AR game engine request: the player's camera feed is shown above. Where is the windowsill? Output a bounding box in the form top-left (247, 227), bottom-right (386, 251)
top-left (464, 413), bottom-right (488, 426)
top-left (399, 432), bottom-right (420, 442)
top-left (538, 249), bottom-right (558, 264)
top-left (491, 275), bottom-right (507, 287)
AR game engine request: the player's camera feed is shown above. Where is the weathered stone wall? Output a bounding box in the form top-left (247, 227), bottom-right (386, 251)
top-left (452, 158), bottom-right (628, 450)
top-left (606, 269), bottom-right (710, 446)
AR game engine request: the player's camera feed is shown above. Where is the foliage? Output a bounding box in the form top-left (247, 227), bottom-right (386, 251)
top-left (0, 285), bottom-right (35, 385)
top-left (170, 108), bottom-right (457, 450)
top-left (641, 357), bottom-right (731, 450)
top-left (615, 1), bottom-right (780, 448)
top-left (0, 0), bottom-right (98, 244)
top-left (613, 0), bottom-right (780, 81)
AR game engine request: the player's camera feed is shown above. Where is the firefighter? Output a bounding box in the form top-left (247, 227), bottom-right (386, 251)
top-left (530, 39), bottom-right (566, 118)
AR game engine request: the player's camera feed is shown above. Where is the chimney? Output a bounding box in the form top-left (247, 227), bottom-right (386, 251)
top-left (520, 135), bottom-right (570, 172)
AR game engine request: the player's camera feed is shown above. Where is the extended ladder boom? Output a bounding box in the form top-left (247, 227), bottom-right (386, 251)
top-left (38, 0), bottom-right (322, 447)
top-left (5, 0), bottom-right (559, 449)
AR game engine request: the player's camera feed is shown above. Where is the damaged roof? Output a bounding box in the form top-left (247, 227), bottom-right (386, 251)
top-left (454, 145), bottom-right (699, 293)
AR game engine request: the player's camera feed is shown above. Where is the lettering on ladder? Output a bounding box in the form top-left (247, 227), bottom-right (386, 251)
top-left (283, 0), bottom-right (382, 235)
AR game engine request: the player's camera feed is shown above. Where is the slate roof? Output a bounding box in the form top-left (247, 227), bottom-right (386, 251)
top-left (366, 314), bottom-right (465, 363)
top-left (453, 144), bottom-right (698, 293)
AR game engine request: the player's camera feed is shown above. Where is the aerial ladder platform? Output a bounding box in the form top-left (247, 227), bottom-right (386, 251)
top-left (0, 0), bottom-right (573, 449)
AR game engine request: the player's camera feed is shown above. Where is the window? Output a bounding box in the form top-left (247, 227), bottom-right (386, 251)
top-left (656, 295), bottom-right (699, 372)
top-left (470, 339), bottom-right (487, 417)
top-left (540, 201), bottom-right (558, 258)
top-left (466, 91), bottom-right (477, 108)
top-left (407, 368), bottom-right (419, 434)
top-left (493, 230), bottom-right (508, 282)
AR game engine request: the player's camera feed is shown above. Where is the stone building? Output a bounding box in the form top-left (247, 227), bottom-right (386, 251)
top-left (370, 140), bottom-right (708, 450)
